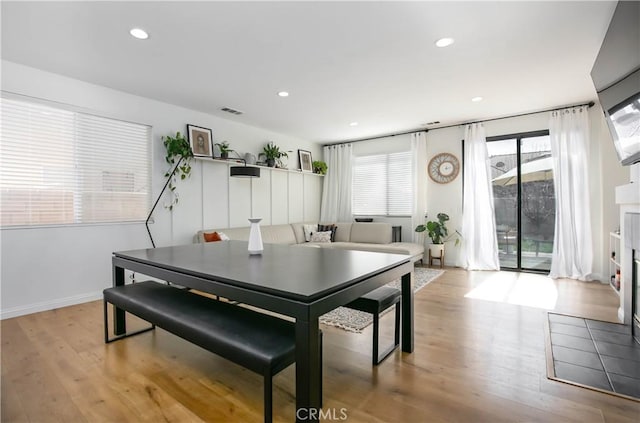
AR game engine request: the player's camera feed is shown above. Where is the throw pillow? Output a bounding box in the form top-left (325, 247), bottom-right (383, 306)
top-left (203, 232), bottom-right (222, 242)
top-left (217, 232), bottom-right (230, 241)
top-left (303, 224), bottom-right (317, 242)
top-left (317, 224), bottom-right (337, 242)
top-left (310, 231), bottom-right (332, 243)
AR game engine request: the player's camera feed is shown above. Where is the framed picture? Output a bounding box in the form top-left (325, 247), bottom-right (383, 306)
top-left (187, 124), bottom-right (213, 157)
top-left (299, 149), bottom-right (313, 172)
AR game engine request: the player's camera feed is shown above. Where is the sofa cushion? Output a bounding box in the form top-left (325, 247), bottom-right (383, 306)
top-left (317, 224), bottom-right (337, 242)
top-left (310, 231), bottom-right (332, 243)
top-left (258, 224), bottom-right (298, 244)
top-left (303, 224), bottom-right (317, 242)
top-left (203, 232), bottom-right (222, 242)
top-left (334, 223), bottom-right (352, 242)
top-left (330, 242), bottom-right (423, 260)
top-left (293, 242), bottom-right (323, 248)
top-left (291, 222), bottom-right (317, 244)
top-left (350, 223), bottom-right (392, 244)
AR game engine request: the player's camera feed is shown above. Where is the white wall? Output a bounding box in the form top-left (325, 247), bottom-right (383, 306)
top-left (1, 61), bottom-right (322, 318)
top-left (349, 106), bottom-right (628, 274)
top-left (425, 126), bottom-right (464, 266)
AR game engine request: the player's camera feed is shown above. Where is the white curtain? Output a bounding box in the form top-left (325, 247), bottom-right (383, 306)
top-left (459, 123), bottom-right (500, 270)
top-left (411, 132), bottom-right (428, 244)
top-left (320, 143), bottom-right (353, 222)
top-left (549, 107), bottom-right (593, 280)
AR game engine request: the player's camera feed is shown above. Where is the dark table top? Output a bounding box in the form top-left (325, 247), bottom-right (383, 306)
top-left (114, 241), bottom-right (410, 302)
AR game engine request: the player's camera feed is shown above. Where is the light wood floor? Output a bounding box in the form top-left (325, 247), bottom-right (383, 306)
top-left (3, 268), bottom-right (639, 422)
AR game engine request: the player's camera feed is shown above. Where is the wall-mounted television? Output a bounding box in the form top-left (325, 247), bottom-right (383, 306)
top-left (605, 87), bottom-right (640, 166)
top-left (591, 1), bottom-right (640, 166)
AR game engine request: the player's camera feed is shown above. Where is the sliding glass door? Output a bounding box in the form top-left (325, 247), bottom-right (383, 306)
top-left (487, 131), bottom-right (555, 272)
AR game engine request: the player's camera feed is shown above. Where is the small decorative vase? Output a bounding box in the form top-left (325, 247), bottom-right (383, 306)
top-left (221, 152), bottom-right (229, 159)
top-left (248, 218), bottom-right (264, 255)
top-left (244, 153), bottom-right (256, 165)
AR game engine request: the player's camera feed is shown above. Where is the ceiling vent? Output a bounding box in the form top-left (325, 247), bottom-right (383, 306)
top-left (221, 107), bottom-right (244, 115)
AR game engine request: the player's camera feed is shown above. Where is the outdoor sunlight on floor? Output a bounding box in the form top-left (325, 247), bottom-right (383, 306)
top-left (464, 271), bottom-right (558, 309)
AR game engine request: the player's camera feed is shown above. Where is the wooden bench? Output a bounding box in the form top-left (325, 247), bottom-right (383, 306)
top-left (103, 281), bottom-right (306, 423)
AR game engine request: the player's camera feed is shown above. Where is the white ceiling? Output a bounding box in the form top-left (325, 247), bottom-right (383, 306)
top-left (1, 1), bottom-right (617, 143)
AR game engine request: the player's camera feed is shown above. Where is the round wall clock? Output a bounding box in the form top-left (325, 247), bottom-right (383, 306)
top-left (428, 153), bottom-right (460, 184)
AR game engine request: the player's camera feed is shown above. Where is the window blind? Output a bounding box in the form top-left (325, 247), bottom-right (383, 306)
top-left (0, 97), bottom-right (151, 227)
top-left (352, 151), bottom-right (412, 216)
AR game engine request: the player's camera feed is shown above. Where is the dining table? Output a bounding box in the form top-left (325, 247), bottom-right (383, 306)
top-left (112, 240), bottom-right (414, 422)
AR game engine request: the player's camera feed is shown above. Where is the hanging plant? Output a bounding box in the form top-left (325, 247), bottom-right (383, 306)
top-left (162, 131), bottom-right (193, 210)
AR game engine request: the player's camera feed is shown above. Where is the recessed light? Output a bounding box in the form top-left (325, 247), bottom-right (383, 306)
top-left (471, 96), bottom-right (483, 102)
top-left (435, 37), bottom-right (455, 48)
top-left (130, 28), bottom-right (149, 40)
top-left (349, 122), bottom-right (358, 127)
top-left (277, 91), bottom-right (289, 97)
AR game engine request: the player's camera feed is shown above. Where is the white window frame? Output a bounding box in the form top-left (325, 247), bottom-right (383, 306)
top-left (352, 151), bottom-right (412, 217)
top-left (0, 94), bottom-right (152, 228)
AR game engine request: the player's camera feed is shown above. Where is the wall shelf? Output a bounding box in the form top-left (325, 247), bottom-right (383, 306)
top-left (195, 157), bottom-right (325, 176)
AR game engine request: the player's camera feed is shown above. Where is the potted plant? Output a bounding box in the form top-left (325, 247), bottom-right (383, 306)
top-left (162, 131), bottom-right (193, 210)
top-left (312, 160), bottom-right (327, 175)
top-left (415, 212), bottom-right (461, 260)
top-left (215, 141), bottom-right (234, 159)
top-left (259, 142), bottom-right (288, 167)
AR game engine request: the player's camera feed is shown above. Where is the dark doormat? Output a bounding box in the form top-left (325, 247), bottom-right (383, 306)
top-left (545, 312), bottom-right (640, 401)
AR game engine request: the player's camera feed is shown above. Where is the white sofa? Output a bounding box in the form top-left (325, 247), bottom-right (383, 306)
top-left (196, 222), bottom-right (424, 263)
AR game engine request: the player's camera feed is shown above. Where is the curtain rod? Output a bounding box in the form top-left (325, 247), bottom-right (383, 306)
top-left (432, 101), bottom-right (595, 131)
top-left (323, 129), bottom-right (428, 147)
top-left (324, 101), bottom-right (595, 147)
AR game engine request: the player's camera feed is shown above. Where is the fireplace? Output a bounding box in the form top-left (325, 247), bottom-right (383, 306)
top-left (624, 212), bottom-right (640, 344)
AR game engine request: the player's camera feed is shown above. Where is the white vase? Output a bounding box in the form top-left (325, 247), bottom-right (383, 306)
top-left (248, 218), bottom-right (264, 255)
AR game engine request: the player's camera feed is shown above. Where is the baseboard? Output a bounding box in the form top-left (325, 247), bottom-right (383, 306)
top-left (1, 291), bottom-right (102, 320)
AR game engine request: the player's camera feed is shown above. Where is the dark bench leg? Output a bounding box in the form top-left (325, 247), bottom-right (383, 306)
top-left (373, 301), bottom-right (401, 366)
top-left (319, 331), bottom-right (323, 408)
top-left (394, 301), bottom-right (401, 347)
top-left (103, 300), bottom-right (155, 343)
top-left (266, 331), bottom-right (323, 422)
top-left (372, 312), bottom-right (380, 366)
top-left (264, 373), bottom-right (273, 423)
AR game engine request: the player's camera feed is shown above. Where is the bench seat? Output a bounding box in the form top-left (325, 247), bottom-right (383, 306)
top-left (103, 281), bottom-right (297, 422)
top-left (345, 286), bottom-right (401, 365)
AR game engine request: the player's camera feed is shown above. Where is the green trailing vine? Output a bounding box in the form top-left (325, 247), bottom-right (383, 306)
top-left (162, 131), bottom-right (193, 210)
